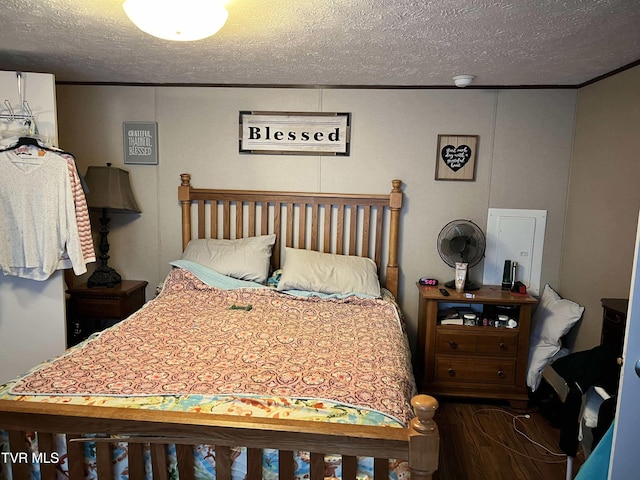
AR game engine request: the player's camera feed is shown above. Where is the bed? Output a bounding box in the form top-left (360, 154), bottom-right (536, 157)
top-left (0, 174), bottom-right (439, 480)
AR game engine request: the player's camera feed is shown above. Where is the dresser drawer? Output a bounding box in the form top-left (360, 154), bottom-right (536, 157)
top-left (436, 328), bottom-right (518, 357)
top-left (476, 331), bottom-right (518, 356)
top-left (435, 356), bottom-right (516, 385)
top-left (435, 329), bottom-right (477, 354)
top-left (75, 298), bottom-right (123, 318)
top-left (603, 308), bottom-right (626, 325)
top-left (601, 298), bottom-right (628, 356)
top-left (602, 308), bottom-right (626, 341)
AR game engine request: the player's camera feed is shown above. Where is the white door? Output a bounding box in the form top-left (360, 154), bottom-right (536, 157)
top-left (609, 210), bottom-right (640, 477)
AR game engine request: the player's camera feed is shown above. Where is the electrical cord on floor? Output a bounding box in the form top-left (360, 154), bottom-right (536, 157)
top-left (471, 408), bottom-right (583, 464)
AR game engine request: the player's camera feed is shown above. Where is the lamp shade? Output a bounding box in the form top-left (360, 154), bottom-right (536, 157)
top-left (85, 164), bottom-right (141, 214)
top-left (122, 0), bottom-right (229, 42)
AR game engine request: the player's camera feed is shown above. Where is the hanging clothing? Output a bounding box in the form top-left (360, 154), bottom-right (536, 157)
top-left (0, 139), bottom-right (94, 266)
top-left (0, 149), bottom-right (88, 280)
top-left (60, 154), bottom-right (95, 265)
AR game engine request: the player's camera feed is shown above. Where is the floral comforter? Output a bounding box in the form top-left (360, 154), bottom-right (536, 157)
top-left (1, 267), bottom-right (416, 480)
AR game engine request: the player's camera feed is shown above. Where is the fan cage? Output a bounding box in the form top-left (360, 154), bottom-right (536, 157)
top-left (437, 219), bottom-right (486, 268)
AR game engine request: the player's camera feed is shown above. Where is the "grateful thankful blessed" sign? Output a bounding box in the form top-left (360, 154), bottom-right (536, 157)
top-left (123, 122), bottom-right (158, 165)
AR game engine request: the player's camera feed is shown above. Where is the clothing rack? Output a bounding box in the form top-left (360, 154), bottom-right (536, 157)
top-left (0, 72), bottom-right (37, 134)
top-left (0, 99), bottom-right (35, 123)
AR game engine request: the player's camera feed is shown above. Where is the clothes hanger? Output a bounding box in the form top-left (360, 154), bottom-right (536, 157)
top-left (0, 132), bottom-right (88, 192)
top-left (0, 134), bottom-right (74, 157)
top-left (16, 136), bottom-right (42, 147)
top-left (0, 135), bottom-right (50, 153)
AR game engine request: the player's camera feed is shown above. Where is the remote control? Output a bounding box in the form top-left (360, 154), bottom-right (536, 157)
top-left (439, 288), bottom-right (450, 296)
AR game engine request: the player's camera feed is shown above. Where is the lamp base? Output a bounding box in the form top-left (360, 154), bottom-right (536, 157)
top-left (87, 266), bottom-right (122, 288)
top-left (444, 279), bottom-right (481, 291)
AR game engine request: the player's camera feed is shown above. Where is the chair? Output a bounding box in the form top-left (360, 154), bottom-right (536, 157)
top-left (541, 344), bottom-right (620, 480)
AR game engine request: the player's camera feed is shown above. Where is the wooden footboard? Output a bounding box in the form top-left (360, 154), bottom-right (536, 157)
top-left (0, 395), bottom-right (438, 480)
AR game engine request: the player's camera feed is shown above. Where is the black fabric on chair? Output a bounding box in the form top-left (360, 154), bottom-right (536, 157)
top-left (548, 344), bottom-right (620, 457)
top-left (551, 344), bottom-right (619, 393)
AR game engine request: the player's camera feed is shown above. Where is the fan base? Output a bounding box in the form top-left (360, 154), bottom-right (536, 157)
top-left (444, 279), bottom-right (481, 291)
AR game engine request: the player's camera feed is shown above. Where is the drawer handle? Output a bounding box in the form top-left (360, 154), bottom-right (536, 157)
top-left (448, 368), bottom-right (456, 377)
top-left (499, 342), bottom-right (507, 350)
top-left (497, 370), bottom-right (505, 378)
top-left (449, 341), bottom-right (458, 349)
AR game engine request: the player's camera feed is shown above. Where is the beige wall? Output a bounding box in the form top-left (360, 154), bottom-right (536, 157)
top-left (560, 65), bottom-right (640, 351)
top-left (56, 86), bottom-right (577, 352)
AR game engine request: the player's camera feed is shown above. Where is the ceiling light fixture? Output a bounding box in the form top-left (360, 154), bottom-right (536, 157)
top-left (452, 74), bottom-right (476, 88)
top-left (123, 0), bottom-right (229, 41)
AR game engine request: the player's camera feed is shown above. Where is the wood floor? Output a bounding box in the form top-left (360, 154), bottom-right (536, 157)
top-left (432, 399), bottom-right (585, 480)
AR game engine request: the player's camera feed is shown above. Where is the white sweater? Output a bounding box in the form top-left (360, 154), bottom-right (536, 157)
top-left (0, 150), bottom-right (86, 280)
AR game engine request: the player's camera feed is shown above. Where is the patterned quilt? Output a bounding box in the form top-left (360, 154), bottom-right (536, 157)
top-left (11, 267), bottom-right (415, 424)
top-left (2, 267), bottom-right (417, 480)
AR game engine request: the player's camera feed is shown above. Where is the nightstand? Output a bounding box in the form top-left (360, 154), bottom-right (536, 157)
top-left (66, 280), bottom-right (148, 347)
top-left (417, 283), bottom-right (538, 408)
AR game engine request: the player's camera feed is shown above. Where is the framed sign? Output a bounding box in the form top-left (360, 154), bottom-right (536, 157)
top-left (239, 111), bottom-right (351, 155)
top-left (435, 134), bottom-right (478, 181)
top-left (124, 122), bottom-right (158, 165)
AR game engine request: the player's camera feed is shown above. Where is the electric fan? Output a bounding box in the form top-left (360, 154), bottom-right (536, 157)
top-left (437, 219), bottom-right (486, 291)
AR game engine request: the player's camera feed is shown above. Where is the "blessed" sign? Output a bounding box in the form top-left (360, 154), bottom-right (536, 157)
top-left (239, 112), bottom-right (351, 155)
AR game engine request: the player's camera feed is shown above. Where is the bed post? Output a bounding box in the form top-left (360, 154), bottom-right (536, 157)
top-left (178, 173), bottom-right (192, 251)
top-left (408, 394), bottom-right (440, 479)
top-left (386, 179), bottom-right (403, 298)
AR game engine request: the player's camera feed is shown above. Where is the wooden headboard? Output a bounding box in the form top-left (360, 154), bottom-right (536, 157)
top-left (178, 174), bottom-right (403, 298)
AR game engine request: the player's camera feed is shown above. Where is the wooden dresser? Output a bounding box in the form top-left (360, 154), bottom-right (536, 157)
top-left (417, 284), bottom-right (538, 408)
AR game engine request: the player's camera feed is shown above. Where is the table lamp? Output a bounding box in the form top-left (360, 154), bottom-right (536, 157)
top-left (84, 163), bottom-right (141, 288)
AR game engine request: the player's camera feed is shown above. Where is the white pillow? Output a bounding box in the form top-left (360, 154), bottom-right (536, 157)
top-left (277, 247), bottom-right (381, 297)
top-left (527, 284), bottom-right (584, 390)
top-left (180, 235), bottom-right (276, 283)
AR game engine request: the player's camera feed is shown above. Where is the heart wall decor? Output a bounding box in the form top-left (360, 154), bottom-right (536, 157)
top-left (435, 134), bottom-right (479, 181)
top-left (441, 144), bottom-right (471, 172)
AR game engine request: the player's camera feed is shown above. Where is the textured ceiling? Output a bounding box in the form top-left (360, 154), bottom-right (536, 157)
top-left (0, 0), bottom-right (639, 87)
